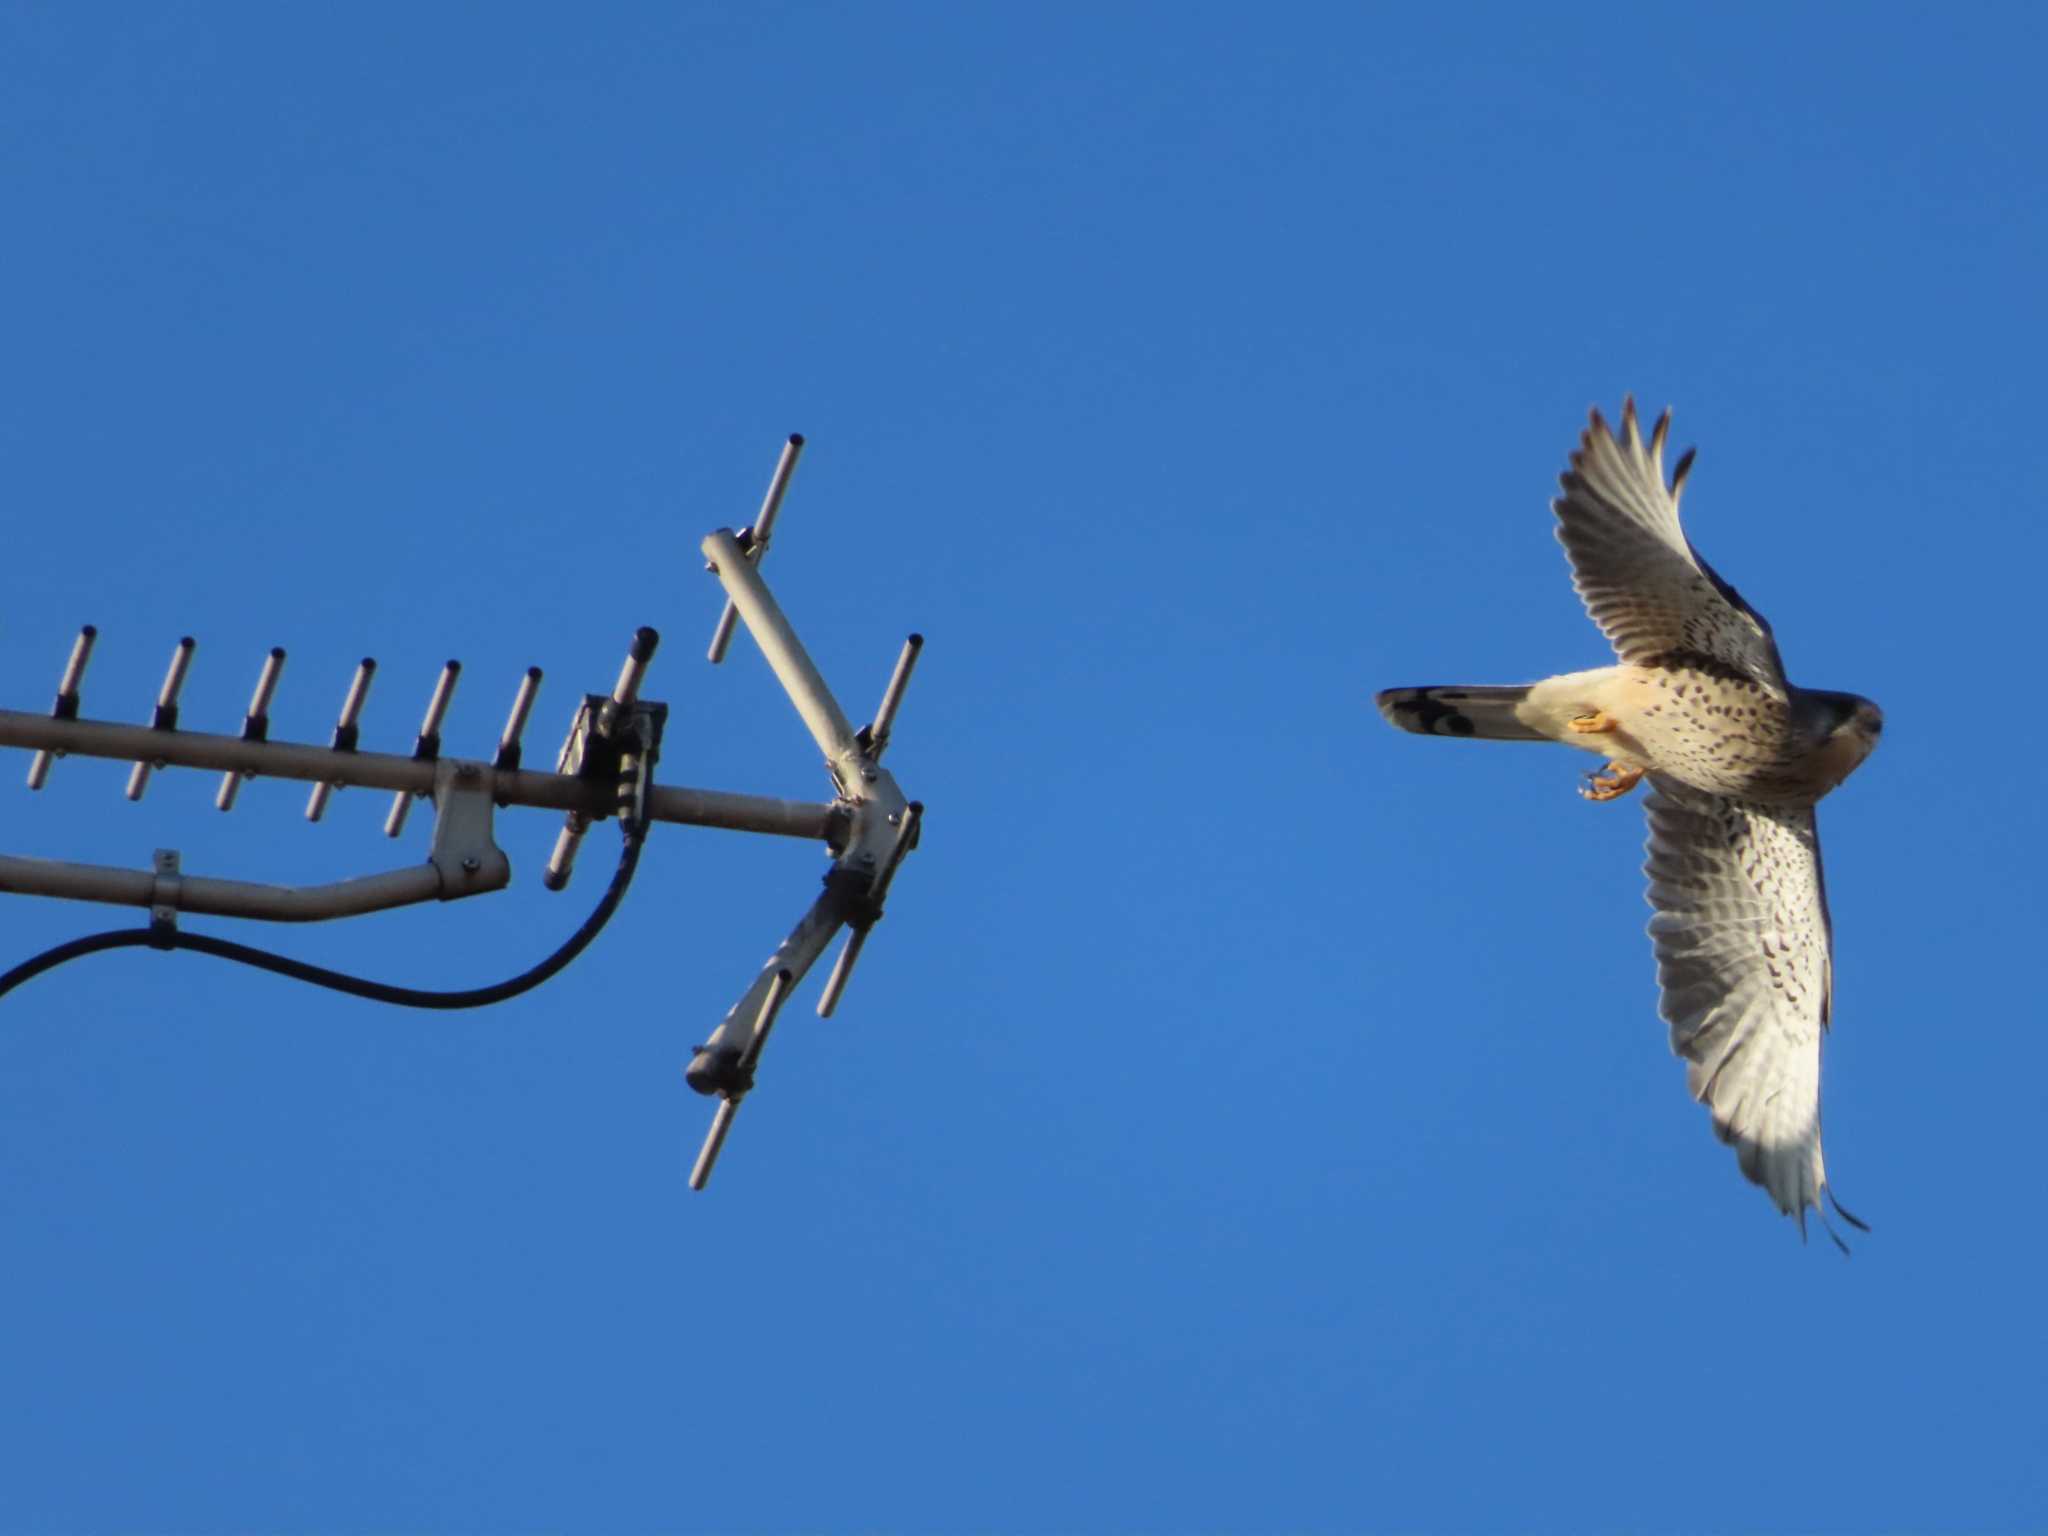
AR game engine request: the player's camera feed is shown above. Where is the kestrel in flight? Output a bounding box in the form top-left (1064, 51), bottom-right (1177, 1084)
top-left (1376, 400), bottom-right (1882, 1240)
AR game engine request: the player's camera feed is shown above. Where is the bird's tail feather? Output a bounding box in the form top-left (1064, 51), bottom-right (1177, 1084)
top-left (1375, 685), bottom-right (1547, 741)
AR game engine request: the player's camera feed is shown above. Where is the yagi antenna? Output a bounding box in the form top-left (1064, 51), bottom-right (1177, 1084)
top-left (0, 434), bottom-right (923, 1192)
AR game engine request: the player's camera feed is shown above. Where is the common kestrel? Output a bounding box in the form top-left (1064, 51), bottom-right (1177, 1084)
top-left (1377, 400), bottom-right (1882, 1240)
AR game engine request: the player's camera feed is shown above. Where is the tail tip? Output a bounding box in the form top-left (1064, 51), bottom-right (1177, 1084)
top-left (1376, 687), bottom-right (1478, 737)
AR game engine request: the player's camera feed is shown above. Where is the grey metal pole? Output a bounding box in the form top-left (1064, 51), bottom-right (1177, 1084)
top-left (702, 528), bottom-right (859, 765)
top-left (217, 647), bottom-right (287, 811)
top-left (0, 709), bottom-right (840, 840)
top-left (0, 854), bottom-right (445, 921)
top-left (125, 637), bottom-right (197, 802)
top-left (542, 627), bottom-right (662, 892)
top-left (28, 625), bottom-right (98, 791)
top-left (386, 661), bottom-right (461, 837)
top-left (707, 434), bottom-right (804, 665)
top-left (307, 659), bottom-right (377, 822)
top-left (494, 667), bottom-right (543, 771)
top-left (688, 967), bottom-right (794, 1190)
top-left (690, 1099), bottom-right (742, 1190)
top-left (867, 633), bottom-right (923, 761)
top-left (815, 800), bottom-right (919, 1018)
top-left (686, 877), bottom-right (853, 1095)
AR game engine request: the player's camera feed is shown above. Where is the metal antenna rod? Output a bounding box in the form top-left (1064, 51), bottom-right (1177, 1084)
top-left (542, 814), bottom-right (586, 897)
top-left (493, 667), bottom-right (543, 771)
top-left (607, 626), bottom-right (659, 714)
top-left (386, 660), bottom-right (461, 837)
top-left (813, 926), bottom-right (868, 1021)
top-left (816, 800), bottom-right (922, 1018)
top-left (707, 433), bottom-right (804, 664)
top-left (125, 637), bottom-right (196, 802)
top-left (306, 658), bottom-right (376, 822)
top-left (702, 528), bottom-right (858, 766)
top-left (688, 968), bottom-right (793, 1191)
top-left (544, 627), bottom-right (661, 892)
top-left (691, 1102), bottom-right (742, 1192)
top-left (216, 647), bottom-right (287, 811)
top-left (28, 625), bottom-right (97, 790)
top-left (867, 633), bottom-right (923, 763)
top-left (0, 707), bottom-right (834, 836)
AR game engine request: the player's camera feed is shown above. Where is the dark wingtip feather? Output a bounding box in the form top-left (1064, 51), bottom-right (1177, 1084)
top-left (1811, 1188), bottom-right (1868, 1255)
top-left (1827, 1187), bottom-right (1871, 1232)
top-left (1649, 408), bottom-right (1671, 458)
top-left (1671, 445), bottom-right (1698, 498)
top-left (1577, 404), bottom-right (1615, 469)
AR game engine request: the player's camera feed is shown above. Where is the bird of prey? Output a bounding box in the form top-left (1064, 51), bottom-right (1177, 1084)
top-left (1376, 399), bottom-right (1882, 1240)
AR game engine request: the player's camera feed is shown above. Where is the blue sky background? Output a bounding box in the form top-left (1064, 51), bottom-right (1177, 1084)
top-left (1, 5), bottom-right (2043, 1532)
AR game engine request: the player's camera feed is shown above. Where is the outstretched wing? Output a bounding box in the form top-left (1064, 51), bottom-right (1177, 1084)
top-left (1641, 775), bottom-right (1857, 1234)
top-left (1554, 399), bottom-right (1787, 692)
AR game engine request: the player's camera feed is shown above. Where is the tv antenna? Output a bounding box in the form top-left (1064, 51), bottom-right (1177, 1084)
top-left (0, 434), bottom-right (922, 1190)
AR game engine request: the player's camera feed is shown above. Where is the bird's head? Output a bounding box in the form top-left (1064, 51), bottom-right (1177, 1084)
top-left (1802, 689), bottom-right (1883, 791)
top-left (1825, 691), bottom-right (1884, 747)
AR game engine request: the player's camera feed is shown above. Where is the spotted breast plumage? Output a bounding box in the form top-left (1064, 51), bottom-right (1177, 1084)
top-left (1376, 400), bottom-right (1882, 1240)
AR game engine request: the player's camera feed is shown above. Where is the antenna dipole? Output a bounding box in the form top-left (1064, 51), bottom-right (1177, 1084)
top-left (706, 433), bottom-right (803, 665)
top-left (681, 457), bottom-right (923, 1187)
top-left (215, 647), bottom-right (286, 812)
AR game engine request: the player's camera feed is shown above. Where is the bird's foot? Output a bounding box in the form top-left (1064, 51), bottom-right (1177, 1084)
top-left (1579, 762), bottom-right (1645, 803)
top-left (1567, 710), bottom-right (1619, 734)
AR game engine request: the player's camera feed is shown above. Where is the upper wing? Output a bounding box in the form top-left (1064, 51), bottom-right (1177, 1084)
top-left (1554, 399), bottom-right (1787, 692)
top-left (1641, 775), bottom-right (1855, 1234)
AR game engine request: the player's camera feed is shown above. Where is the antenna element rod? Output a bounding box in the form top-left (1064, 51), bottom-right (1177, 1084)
top-left (688, 968), bottom-right (794, 1190)
top-left (307, 658), bottom-right (376, 822)
top-left (386, 660), bottom-right (462, 837)
top-left (702, 528), bottom-right (858, 763)
top-left (868, 633), bottom-right (923, 762)
top-left (126, 637), bottom-right (196, 801)
top-left (29, 626), bottom-right (97, 790)
top-left (708, 433), bottom-right (804, 664)
top-left (217, 647), bottom-right (287, 811)
top-left (494, 667), bottom-right (543, 771)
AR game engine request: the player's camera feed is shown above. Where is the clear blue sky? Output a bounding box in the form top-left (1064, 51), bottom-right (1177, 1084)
top-left (1, 5), bottom-right (2043, 1532)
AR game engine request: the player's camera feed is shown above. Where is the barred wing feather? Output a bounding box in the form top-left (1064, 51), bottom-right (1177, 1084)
top-left (1554, 399), bottom-right (1787, 691)
top-left (1641, 775), bottom-right (1855, 1234)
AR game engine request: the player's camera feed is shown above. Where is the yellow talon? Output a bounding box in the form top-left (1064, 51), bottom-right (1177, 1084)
top-left (1567, 710), bottom-right (1619, 734)
top-left (1580, 762), bottom-right (1645, 802)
